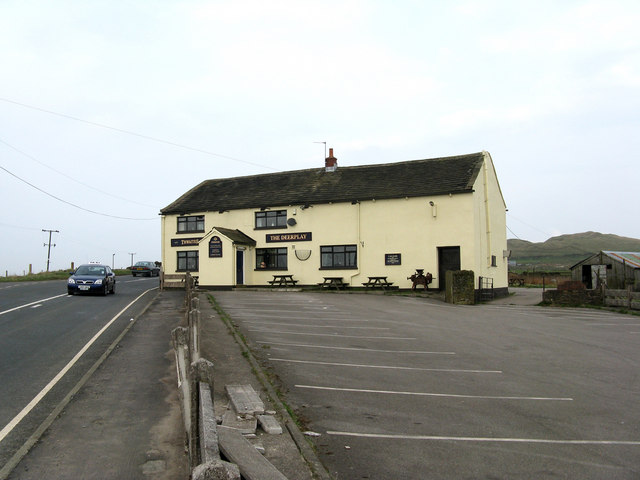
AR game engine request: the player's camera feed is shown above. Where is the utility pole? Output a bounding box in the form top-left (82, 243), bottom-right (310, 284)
top-left (128, 252), bottom-right (136, 267)
top-left (42, 229), bottom-right (59, 272)
top-left (112, 253), bottom-right (116, 269)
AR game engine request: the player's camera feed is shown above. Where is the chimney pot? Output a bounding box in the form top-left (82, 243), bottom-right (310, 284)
top-left (325, 147), bottom-right (337, 172)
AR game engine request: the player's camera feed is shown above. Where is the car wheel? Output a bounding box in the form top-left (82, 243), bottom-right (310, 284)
top-left (132, 273), bottom-right (137, 277)
top-left (68, 289), bottom-right (74, 295)
top-left (102, 284), bottom-right (108, 296)
top-left (110, 283), bottom-right (116, 294)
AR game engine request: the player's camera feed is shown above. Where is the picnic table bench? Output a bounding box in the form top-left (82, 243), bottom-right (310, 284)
top-left (268, 274), bottom-right (298, 287)
top-left (362, 276), bottom-right (394, 289)
top-left (318, 276), bottom-right (348, 289)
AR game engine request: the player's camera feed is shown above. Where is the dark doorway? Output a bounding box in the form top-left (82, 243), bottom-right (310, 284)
top-left (581, 265), bottom-right (592, 289)
top-left (438, 246), bottom-right (461, 291)
top-left (236, 250), bottom-right (244, 285)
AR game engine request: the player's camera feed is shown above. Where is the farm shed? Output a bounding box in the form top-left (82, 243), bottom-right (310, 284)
top-left (570, 251), bottom-right (640, 291)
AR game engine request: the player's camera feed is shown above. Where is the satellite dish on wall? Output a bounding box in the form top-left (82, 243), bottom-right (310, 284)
top-left (287, 218), bottom-right (297, 226)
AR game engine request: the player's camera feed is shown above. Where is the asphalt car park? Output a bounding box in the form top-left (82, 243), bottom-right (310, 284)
top-left (212, 290), bottom-right (640, 479)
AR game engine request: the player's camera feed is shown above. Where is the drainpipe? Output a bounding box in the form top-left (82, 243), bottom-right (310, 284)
top-left (483, 155), bottom-right (492, 267)
top-left (350, 201), bottom-right (362, 285)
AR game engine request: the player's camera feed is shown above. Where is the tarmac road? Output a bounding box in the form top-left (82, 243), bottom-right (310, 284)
top-left (2, 288), bottom-right (188, 480)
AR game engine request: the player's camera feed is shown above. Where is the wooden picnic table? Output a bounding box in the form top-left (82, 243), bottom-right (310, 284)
top-left (318, 276), bottom-right (348, 289)
top-left (362, 276), bottom-right (394, 289)
top-left (268, 274), bottom-right (298, 287)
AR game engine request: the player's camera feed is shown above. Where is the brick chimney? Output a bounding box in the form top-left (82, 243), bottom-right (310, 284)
top-left (325, 148), bottom-right (337, 172)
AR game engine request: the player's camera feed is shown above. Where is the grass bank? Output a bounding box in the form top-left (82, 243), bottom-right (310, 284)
top-left (0, 269), bottom-right (131, 282)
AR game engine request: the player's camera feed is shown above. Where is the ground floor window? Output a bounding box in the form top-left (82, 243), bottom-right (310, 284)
top-left (256, 248), bottom-right (287, 269)
top-left (177, 251), bottom-right (199, 271)
top-left (321, 245), bottom-right (357, 269)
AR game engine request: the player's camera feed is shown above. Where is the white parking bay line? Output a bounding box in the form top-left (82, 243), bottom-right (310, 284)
top-left (270, 358), bottom-right (501, 374)
top-left (257, 341), bottom-right (454, 354)
top-left (326, 431), bottom-right (640, 446)
top-left (230, 313), bottom-right (371, 322)
top-left (295, 385), bottom-right (573, 401)
top-left (245, 321), bottom-right (389, 330)
top-left (248, 329), bottom-right (415, 340)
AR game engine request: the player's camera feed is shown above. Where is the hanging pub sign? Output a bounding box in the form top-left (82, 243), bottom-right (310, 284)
top-left (209, 236), bottom-right (222, 257)
top-left (385, 253), bottom-right (402, 265)
top-left (171, 237), bottom-right (201, 247)
top-left (266, 232), bottom-right (312, 243)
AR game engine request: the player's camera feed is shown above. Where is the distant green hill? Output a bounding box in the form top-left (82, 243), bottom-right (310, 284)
top-left (508, 231), bottom-right (640, 271)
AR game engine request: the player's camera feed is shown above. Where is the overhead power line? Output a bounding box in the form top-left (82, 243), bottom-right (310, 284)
top-left (0, 164), bottom-right (157, 221)
top-left (0, 97), bottom-right (278, 172)
top-left (0, 137), bottom-right (160, 209)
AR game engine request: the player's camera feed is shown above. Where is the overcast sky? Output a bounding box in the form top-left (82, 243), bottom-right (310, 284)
top-left (1, 0), bottom-right (638, 275)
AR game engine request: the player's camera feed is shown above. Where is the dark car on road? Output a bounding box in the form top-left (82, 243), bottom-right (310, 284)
top-left (131, 261), bottom-right (160, 277)
top-left (67, 264), bottom-right (116, 295)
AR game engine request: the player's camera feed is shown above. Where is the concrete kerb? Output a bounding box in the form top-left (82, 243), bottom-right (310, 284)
top-left (205, 292), bottom-right (332, 480)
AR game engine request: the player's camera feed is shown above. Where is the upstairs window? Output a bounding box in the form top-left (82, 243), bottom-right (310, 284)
top-left (255, 210), bottom-right (287, 229)
top-left (321, 245), bottom-right (357, 269)
top-left (178, 215), bottom-right (204, 233)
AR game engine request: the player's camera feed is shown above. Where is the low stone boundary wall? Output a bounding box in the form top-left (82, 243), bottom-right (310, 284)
top-left (543, 286), bottom-right (640, 311)
top-left (543, 288), bottom-right (603, 306)
top-left (604, 289), bottom-right (640, 310)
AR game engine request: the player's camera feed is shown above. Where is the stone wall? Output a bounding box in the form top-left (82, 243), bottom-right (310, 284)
top-left (542, 288), bottom-right (603, 307)
top-left (445, 270), bottom-right (475, 305)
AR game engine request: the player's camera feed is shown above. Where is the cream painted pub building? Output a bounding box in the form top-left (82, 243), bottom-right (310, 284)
top-left (160, 150), bottom-right (508, 295)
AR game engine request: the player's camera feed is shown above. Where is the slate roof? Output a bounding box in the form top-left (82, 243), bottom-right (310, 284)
top-left (161, 152), bottom-right (485, 215)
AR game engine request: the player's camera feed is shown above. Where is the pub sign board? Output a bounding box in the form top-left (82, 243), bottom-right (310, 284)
top-left (266, 232), bottom-right (312, 243)
top-left (385, 253), bottom-right (402, 265)
top-left (171, 237), bottom-right (201, 247)
top-left (209, 236), bottom-right (222, 257)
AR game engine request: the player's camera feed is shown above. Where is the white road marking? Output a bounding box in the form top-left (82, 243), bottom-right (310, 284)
top-left (245, 321), bottom-right (388, 330)
top-left (270, 358), bottom-right (501, 373)
top-left (257, 341), bottom-right (454, 354)
top-left (296, 385), bottom-right (573, 401)
top-left (225, 307), bottom-right (336, 313)
top-left (0, 294), bottom-right (67, 316)
top-left (248, 329), bottom-right (415, 339)
top-left (590, 323), bottom-right (640, 326)
top-left (326, 431), bottom-right (640, 445)
top-left (226, 312), bottom-right (370, 321)
top-left (0, 288), bottom-right (156, 444)
top-left (30, 305), bottom-right (42, 309)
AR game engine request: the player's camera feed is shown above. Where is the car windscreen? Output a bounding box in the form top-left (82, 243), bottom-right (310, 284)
top-left (76, 266), bottom-right (105, 276)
